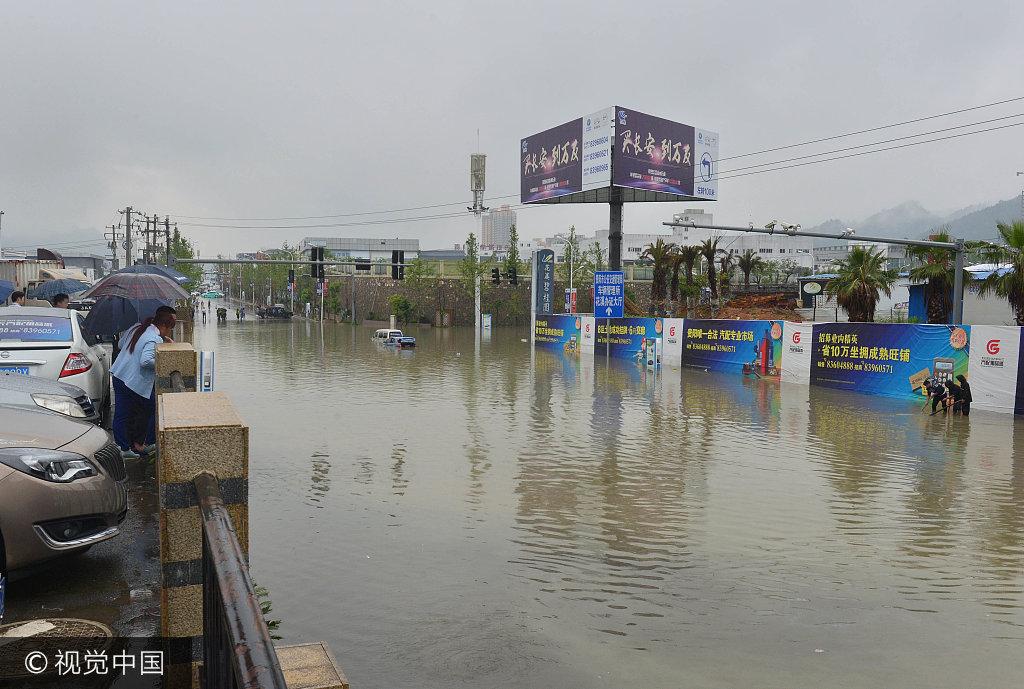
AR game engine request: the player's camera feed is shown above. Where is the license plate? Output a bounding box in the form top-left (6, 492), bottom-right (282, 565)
top-left (0, 366), bottom-right (30, 375)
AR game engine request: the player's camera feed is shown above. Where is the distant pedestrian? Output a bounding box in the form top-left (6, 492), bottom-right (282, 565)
top-left (240, 306), bottom-right (245, 320)
top-left (51, 293), bottom-right (70, 308)
top-left (8, 291), bottom-right (25, 307)
top-left (201, 309), bottom-right (207, 324)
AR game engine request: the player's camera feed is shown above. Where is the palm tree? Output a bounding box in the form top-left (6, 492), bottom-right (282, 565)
top-left (825, 245), bottom-right (898, 322)
top-left (907, 228), bottom-right (971, 324)
top-left (668, 252), bottom-right (684, 311)
top-left (718, 249), bottom-right (737, 300)
top-left (977, 220), bottom-right (1024, 325)
top-left (699, 237), bottom-right (724, 302)
top-left (737, 249), bottom-right (762, 288)
top-left (640, 238), bottom-right (676, 315)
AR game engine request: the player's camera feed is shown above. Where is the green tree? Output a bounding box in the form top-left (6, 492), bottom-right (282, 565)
top-left (907, 228), bottom-right (971, 324)
top-left (977, 220), bottom-right (1024, 325)
top-left (825, 245), bottom-right (898, 322)
top-left (170, 228), bottom-right (203, 285)
top-left (388, 294), bottom-right (414, 324)
top-left (458, 232), bottom-right (490, 298)
top-left (737, 249), bottom-right (762, 288)
top-left (557, 225), bottom-right (583, 283)
top-left (504, 225), bottom-right (522, 278)
top-left (699, 236), bottom-right (725, 302)
top-left (640, 238), bottom-right (676, 315)
top-left (588, 241), bottom-right (606, 272)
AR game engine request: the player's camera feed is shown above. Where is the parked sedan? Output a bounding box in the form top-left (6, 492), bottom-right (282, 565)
top-left (0, 404), bottom-right (127, 618)
top-left (0, 306), bottom-right (111, 420)
top-left (0, 372), bottom-right (101, 424)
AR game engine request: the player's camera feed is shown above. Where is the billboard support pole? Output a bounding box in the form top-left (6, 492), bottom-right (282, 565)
top-left (608, 197), bottom-right (623, 271)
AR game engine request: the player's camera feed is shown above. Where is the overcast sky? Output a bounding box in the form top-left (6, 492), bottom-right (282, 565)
top-left (2, 1), bottom-right (1022, 259)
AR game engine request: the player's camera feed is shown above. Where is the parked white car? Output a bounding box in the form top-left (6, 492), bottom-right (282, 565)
top-left (0, 307), bottom-right (111, 420)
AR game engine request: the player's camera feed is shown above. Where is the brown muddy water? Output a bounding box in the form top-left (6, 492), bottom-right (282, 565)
top-left (192, 316), bottom-right (1024, 689)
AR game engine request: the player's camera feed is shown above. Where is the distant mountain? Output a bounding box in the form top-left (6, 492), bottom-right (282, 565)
top-left (944, 197), bottom-right (1023, 242)
top-left (803, 197), bottom-right (1023, 245)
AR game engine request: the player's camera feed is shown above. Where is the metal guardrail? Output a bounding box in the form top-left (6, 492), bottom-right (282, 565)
top-left (195, 471), bottom-right (287, 689)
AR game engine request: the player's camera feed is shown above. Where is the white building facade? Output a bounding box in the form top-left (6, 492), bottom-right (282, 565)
top-left (481, 205), bottom-right (517, 249)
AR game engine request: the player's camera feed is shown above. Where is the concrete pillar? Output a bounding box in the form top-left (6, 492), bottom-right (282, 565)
top-left (156, 342), bottom-right (198, 395)
top-left (158, 389), bottom-right (250, 687)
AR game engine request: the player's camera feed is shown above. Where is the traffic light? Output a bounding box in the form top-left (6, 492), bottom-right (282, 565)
top-left (310, 246), bottom-right (325, 279)
top-left (490, 267), bottom-right (501, 285)
top-left (391, 250), bottom-right (405, 280)
top-left (509, 266), bottom-right (518, 286)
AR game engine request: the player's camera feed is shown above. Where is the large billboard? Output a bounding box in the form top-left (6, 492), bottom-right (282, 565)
top-left (535, 315), bottom-right (581, 354)
top-left (520, 106), bottom-right (717, 203)
top-left (682, 319), bottom-right (784, 377)
top-left (520, 118), bottom-right (582, 203)
top-left (809, 323), bottom-right (970, 401)
top-left (595, 317), bottom-right (663, 362)
top-left (612, 107), bottom-right (695, 197)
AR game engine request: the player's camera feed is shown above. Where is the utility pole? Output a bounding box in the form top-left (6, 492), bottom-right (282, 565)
top-left (105, 224), bottom-right (123, 270)
top-left (1017, 171), bottom-right (1023, 217)
top-left (468, 153), bottom-right (487, 333)
top-left (122, 207), bottom-right (134, 267)
top-left (164, 216), bottom-right (171, 266)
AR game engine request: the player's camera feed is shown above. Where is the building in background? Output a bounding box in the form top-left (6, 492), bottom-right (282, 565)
top-left (298, 237), bottom-right (419, 262)
top-left (62, 254), bottom-right (111, 281)
top-left (813, 241), bottom-right (908, 273)
top-left (480, 205), bottom-right (517, 249)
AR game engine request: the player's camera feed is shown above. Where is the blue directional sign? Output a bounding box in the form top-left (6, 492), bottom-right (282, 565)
top-left (594, 271), bottom-right (624, 318)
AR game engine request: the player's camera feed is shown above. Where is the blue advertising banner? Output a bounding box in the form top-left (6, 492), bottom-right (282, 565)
top-left (612, 107), bottom-right (695, 196)
top-left (809, 323), bottom-right (971, 401)
top-left (596, 317), bottom-right (662, 362)
top-left (535, 249), bottom-right (555, 315)
top-left (535, 314), bottom-right (581, 354)
top-left (682, 319), bottom-right (784, 378)
top-left (521, 119), bottom-right (583, 203)
top-left (593, 271), bottom-right (624, 318)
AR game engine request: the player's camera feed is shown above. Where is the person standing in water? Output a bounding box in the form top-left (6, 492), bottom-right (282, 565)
top-left (955, 374), bottom-right (972, 416)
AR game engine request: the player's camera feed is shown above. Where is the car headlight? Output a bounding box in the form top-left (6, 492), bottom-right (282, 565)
top-left (0, 448), bottom-right (97, 482)
top-left (31, 394), bottom-right (88, 418)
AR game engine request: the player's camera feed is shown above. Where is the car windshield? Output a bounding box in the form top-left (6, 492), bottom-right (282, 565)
top-left (0, 315), bottom-right (74, 342)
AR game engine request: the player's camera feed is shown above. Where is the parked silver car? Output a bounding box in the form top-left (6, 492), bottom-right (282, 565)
top-left (0, 404), bottom-right (127, 619)
top-left (0, 372), bottom-right (101, 424)
top-left (0, 306), bottom-right (111, 420)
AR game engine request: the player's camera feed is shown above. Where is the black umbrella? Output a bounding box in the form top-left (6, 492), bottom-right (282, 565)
top-left (82, 296), bottom-right (171, 338)
top-left (81, 272), bottom-right (190, 302)
top-left (28, 278), bottom-right (91, 300)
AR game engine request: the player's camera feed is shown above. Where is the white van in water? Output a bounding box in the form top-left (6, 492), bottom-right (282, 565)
top-left (371, 329), bottom-right (416, 348)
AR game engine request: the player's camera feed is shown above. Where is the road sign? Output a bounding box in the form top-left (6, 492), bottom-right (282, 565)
top-left (802, 281), bottom-right (822, 295)
top-left (594, 271), bottom-right (624, 318)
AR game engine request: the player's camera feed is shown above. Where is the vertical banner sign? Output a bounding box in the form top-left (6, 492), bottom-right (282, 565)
top-left (580, 315), bottom-right (596, 353)
top-left (969, 325), bottom-right (1021, 414)
top-left (809, 323), bottom-right (970, 401)
top-left (521, 119), bottom-right (583, 203)
top-left (781, 322), bottom-right (814, 384)
top-left (535, 249), bottom-right (555, 315)
top-left (534, 314), bottom-right (581, 354)
top-left (612, 107), bottom-right (695, 196)
top-left (662, 318), bottom-right (685, 366)
top-left (582, 107), bottom-right (615, 191)
top-left (593, 271), bottom-right (624, 318)
top-left (693, 128), bottom-right (719, 201)
top-left (682, 319), bottom-right (784, 377)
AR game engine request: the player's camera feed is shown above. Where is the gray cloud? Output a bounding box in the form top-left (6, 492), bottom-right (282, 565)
top-left (1, 0), bottom-right (1022, 257)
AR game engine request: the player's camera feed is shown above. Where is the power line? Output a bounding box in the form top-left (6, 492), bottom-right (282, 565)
top-left (168, 94), bottom-right (1024, 222)
top-left (174, 118), bottom-right (1024, 231)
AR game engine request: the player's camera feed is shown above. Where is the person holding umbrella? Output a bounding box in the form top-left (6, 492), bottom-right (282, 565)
top-left (111, 306), bottom-right (177, 457)
top-left (51, 293), bottom-right (70, 308)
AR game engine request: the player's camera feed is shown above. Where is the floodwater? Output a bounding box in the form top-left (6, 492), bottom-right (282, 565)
top-left (195, 315), bottom-right (1024, 689)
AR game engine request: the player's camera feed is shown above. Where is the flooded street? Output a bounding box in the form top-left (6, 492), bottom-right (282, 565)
top-left (196, 316), bottom-right (1024, 689)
